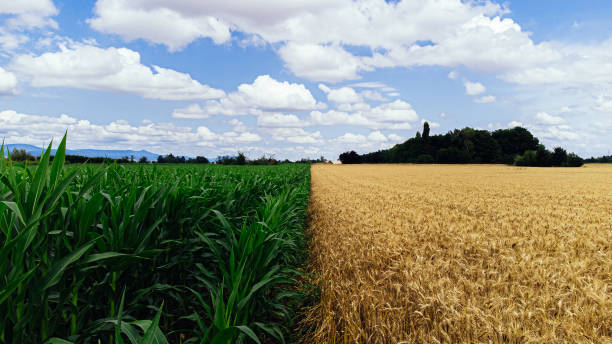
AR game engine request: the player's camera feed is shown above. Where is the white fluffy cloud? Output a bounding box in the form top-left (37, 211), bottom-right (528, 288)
top-left (0, 109), bottom-right (262, 154)
top-left (535, 112), bottom-right (565, 125)
top-left (367, 131), bottom-right (387, 142)
top-left (464, 80), bottom-right (486, 95)
top-left (174, 75), bottom-right (323, 118)
top-left (368, 100), bottom-right (419, 122)
top-left (262, 127), bottom-right (323, 144)
top-left (500, 38), bottom-right (612, 86)
top-left (257, 113), bottom-right (309, 127)
top-left (318, 84), bottom-right (362, 103)
top-left (388, 133), bottom-right (403, 142)
top-left (11, 44), bottom-right (225, 100)
top-left (84, 0), bottom-right (612, 94)
top-left (0, 0), bottom-right (58, 28)
top-left (335, 133), bottom-right (367, 144)
top-left (308, 99), bottom-right (418, 129)
top-left (0, 67), bottom-right (18, 95)
top-left (278, 43), bottom-right (366, 82)
top-left (88, 0), bottom-right (230, 52)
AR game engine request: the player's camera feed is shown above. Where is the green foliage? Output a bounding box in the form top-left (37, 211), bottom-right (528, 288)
top-left (584, 154), bottom-right (612, 163)
top-left (415, 154), bottom-right (434, 164)
top-left (353, 125), bottom-right (582, 167)
top-left (0, 135), bottom-right (310, 343)
top-left (338, 151), bottom-right (361, 164)
top-left (514, 147), bottom-right (584, 167)
top-left (422, 122), bottom-right (430, 140)
top-left (9, 148), bottom-right (36, 162)
top-left (565, 153), bottom-right (584, 167)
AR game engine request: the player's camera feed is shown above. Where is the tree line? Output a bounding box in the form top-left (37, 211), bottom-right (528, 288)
top-left (340, 122), bottom-right (584, 167)
top-left (5, 148), bottom-right (325, 165)
top-left (585, 155), bottom-right (612, 163)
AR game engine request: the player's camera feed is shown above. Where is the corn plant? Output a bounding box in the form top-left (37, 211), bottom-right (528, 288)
top-left (0, 135), bottom-right (310, 343)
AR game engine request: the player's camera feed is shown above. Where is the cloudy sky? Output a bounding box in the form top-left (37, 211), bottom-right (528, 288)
top-left (1, 0), bottom-right (611, 159)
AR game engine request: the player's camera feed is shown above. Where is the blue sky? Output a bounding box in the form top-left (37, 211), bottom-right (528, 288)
top-left (1, 0), bottom-right (611, 160)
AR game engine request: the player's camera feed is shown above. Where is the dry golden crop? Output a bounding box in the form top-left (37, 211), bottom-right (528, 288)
top-left (302, 164), bottom-right (611, 344)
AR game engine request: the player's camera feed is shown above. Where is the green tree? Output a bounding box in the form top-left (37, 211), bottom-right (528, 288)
top-left (422, 121), bottom-right (430, 140)
top-left (236, 152), bottom-right (247, 165)
top-left (551, 147), bottom-right (567, 166)
top-left (10, 148), bottom-right (36, 161)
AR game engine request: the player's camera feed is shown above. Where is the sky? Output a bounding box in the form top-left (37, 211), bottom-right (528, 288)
top-left (1, 0), bottom-right (611, 160)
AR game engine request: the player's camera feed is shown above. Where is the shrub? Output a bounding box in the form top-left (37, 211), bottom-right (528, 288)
top-left (514, 150), bottom-right (537, 166)
top-left (565, 153), bottom-right (584, 167)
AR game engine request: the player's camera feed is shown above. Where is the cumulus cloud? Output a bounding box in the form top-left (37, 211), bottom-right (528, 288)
top-left (88, 0), bottom-right (230, 51)
top-left (388, 133), bottom-right (403, 142)
top-left (278, 43), bottom-right (366, 82)
top-left (0, 67), bottom-right (18, 95)
top-left (464, 80), bottom-right (486, 95)
top-left (174, 75), bottom-right (323, 118)
top-left (500, 38), bottom-right (612, 86)
top-left (0, 0), bottom-right (58, 28)
top-left (535, 112), bottom-right (565, 125)
top-left (83, 0), bottom-right (612, 94)
top-left (0, 29), bottom-right (29, 51)
top-left (11, 44), bottom-right (225, 100)
top-left (262, 127), bottom-right (323, 144)
top-left (368, 100), bottom-right (419, 122)
top-left (474, 95), bottom-right (496, 103)
top-left (448, 71), bottom-right (458, 80)
top-left (335, 133), bottom-right (367, 144)
top-left (367, 131), bottom-right (387, 142)
top-left (308, 99), bottom-right (418, 129)
top-left (0, 109), bottom-right (263, 154)
top-left (318, 84), bottom-right (362, 103)
top-left (257, 113), bottom-right (309, 127)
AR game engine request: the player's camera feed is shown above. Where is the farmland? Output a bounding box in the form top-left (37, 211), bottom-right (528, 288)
top-left (0, 137), bottom-right (310, 343)
top-left (303, 164), bottom-right (611, 343)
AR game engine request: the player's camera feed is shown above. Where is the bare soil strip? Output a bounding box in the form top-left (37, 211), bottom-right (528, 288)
top-left (302, 164), bottom-right (611, 344)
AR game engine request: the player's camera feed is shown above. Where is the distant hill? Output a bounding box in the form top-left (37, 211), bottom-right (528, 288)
top-left (3, 144), bottom-right (160, 161)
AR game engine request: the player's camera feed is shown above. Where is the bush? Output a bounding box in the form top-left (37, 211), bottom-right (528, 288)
top-left (565, 153), bottom-right (584, 167)
top-left (514, 150), bottom-right (537, 166)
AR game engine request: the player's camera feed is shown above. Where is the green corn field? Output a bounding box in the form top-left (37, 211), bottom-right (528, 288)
top-left (0, 134), bottom-right (311, 343)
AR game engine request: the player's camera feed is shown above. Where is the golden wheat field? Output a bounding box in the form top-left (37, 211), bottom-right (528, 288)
top-left (302, 164), bottom-right (611, 344)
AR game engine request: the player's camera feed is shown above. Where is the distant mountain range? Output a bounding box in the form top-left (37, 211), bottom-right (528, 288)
top-left (3, 144), bottom-right (161, 161)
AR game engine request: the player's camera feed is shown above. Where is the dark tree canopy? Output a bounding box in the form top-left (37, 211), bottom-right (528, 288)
top-left (339, 151), bottom-right (361, 164)
top-left (342, 123), bottom-right (583, 167)
top-left (422, 122), bottom-right (430, 140)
